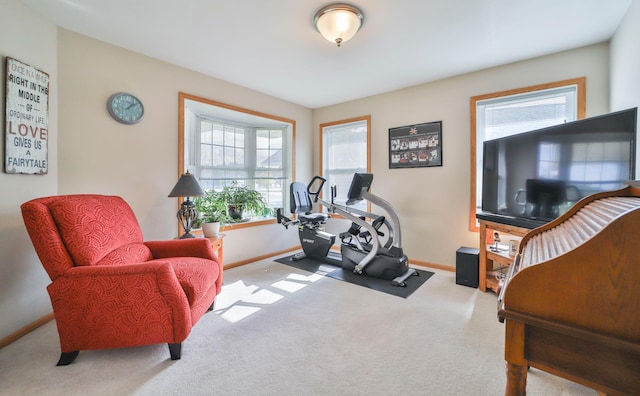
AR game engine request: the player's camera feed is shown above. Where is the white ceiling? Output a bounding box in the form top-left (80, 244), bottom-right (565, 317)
top-left (21, 0), bottom-right (632, 109)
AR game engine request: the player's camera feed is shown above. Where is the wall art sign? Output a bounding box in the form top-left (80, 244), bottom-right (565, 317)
top-left (4, 57), bottom-right (49, 175)
top-left (389, 121), bottom-right (442, 169)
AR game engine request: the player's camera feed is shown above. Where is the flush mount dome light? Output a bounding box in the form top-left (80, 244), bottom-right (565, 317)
top-left (314, 3), bottom-right (364, 47)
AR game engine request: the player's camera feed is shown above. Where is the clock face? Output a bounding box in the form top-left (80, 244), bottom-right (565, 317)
top-left (107, 93), bottom-right (144, 125)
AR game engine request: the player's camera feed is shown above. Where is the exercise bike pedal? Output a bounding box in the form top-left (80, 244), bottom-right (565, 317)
top-left (291, 252), bottom-right (307, 261)
top-left (391, 268), bottom-right (418, 287)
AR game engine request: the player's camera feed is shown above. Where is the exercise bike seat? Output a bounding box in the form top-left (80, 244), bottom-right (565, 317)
top-left (290, 181), bottom-right (328, 225)
top-left (298, 212), bottom-right (328, 224)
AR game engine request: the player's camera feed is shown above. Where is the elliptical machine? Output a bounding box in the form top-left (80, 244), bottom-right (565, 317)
top-left (277, 173), bottom-right (418, 287)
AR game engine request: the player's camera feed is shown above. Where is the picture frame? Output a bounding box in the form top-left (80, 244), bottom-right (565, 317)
top-left (389, 121), bottom-right (442, 169)
top-left (4, 57), bottom-right (50, 175)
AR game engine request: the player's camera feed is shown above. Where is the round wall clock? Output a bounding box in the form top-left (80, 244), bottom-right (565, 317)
top-left (107, 92), bottom-right (144, 125)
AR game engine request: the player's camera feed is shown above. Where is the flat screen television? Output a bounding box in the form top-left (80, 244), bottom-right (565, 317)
top-left (479, 107), bottom-right (637, 228)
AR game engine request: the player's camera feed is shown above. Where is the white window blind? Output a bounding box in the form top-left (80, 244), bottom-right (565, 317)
top-left (322, 119), bottom-right (368, 210)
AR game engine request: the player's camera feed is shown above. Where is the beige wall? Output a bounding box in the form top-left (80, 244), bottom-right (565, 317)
top-left (0, 20), bottom-right (312, 341)
top-left (611, 0), bottom-right (640, 111)
top-left (610, 0), bottom-right (640, 176)
top-left (313, 43), bottom-right (611, 268)
top-left (0, 0), bottom-right (58, 341)
top-left (2, 1), bottom-right (638, 341)
top-left (57, 29), bottom-right (310, 265)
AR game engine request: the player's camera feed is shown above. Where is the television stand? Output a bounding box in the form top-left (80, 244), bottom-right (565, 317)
top-left (478, 219), bottom-right (530, 293)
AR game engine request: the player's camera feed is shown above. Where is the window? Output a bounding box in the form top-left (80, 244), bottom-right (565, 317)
top-left (196, 120), bottom-right (287, 209)
top-left (179, 93), bottom-right (295, 226)
top-left (469, 78), bottom-right (585, 230)
top-left (320, 116), bottom-right (370, 211)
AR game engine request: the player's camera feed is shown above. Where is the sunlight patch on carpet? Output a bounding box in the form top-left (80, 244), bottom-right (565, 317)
top-left (317, 264), bottom-right (337, 274)
top-left (214, 270), bottom-right (324, 323)
top-left (219, 305), bottom-right (261, 323)
top-left (243, 288), bottom-right (284, 304)
top-left (272, 280), bottom-right (307, 293)
top-left (214, 281), bottom-right (263, 310)
top-left (287, 272), bottom-right (324, 282)
top-left (214, 280), bottom-right (285, 323)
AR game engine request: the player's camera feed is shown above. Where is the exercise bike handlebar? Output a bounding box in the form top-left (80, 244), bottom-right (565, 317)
top-left (360, 191), bottom-right (402, 249)
top-left (307, 176), bottom-right (326, 203)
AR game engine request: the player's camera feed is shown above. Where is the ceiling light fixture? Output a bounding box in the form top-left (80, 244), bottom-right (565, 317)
top-left (314, 3), bottom-right (364, 47)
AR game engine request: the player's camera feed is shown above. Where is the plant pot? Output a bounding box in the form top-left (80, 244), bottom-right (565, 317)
top-left (228, 204), bottom-right (244, 220)
top-left (202, 222), bottom-right (221, 237)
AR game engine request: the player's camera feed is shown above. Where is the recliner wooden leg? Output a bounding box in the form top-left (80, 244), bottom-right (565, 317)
top-left (56, 351), bottom-right (79, 366)
top-left (168, 343), bottom-right (182, 360)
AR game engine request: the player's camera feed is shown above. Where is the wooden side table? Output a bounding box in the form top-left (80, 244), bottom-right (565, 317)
top-left (206, 234), bottom-right (225, 267)
top-left (206, 234), bottom-right (225, 285)
top-left (478, 220), bottom-right (528, 293)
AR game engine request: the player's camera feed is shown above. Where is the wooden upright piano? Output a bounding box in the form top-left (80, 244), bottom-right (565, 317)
top-left (497, 185), bottom-right (640, 395)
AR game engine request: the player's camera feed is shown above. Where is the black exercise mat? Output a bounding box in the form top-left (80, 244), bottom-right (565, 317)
top-left (275, 254), bottom-right (434, 298)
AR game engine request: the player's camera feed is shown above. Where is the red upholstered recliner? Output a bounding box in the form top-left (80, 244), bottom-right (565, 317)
top-left (21, 194), bottom-right (222, 366)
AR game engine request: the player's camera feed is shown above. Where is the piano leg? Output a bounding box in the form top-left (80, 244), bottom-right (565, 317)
top-left (505, 361), bottom-right (527, 395)
top-left (504, 320), bottom-right (528, 395)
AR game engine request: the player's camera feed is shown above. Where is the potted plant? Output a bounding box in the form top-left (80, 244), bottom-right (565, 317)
top-left (194, 190), bottom-right (230, 237)
top-left (219, 181), bottom-right (269, 221)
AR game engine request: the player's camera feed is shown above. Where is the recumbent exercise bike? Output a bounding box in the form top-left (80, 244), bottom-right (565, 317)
top-left (277, 173), bottom-right (417, 287)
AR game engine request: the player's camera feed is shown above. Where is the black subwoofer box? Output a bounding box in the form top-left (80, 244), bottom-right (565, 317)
top-left (456, 247), bottom-right (479, 288)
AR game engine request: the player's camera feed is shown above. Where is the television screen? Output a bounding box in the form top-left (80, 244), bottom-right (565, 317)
top-left (480, 107), bottom-right (637, 227)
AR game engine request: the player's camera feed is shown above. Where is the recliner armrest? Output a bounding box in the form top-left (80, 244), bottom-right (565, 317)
top-left (145, 238), bottom-right (217, 261)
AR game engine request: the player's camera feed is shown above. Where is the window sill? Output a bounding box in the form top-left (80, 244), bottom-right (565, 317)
top-left (221, 217), bottom-right (277, 231)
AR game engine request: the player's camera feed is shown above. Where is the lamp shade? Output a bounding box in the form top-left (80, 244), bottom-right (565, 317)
top-left (168, 171), bottom-right (204, 198)
top-left (314, 3), bottom-right (364, 47)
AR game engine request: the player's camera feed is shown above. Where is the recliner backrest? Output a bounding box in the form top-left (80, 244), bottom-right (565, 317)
top-left (21, 195), bottom-right (152, 280)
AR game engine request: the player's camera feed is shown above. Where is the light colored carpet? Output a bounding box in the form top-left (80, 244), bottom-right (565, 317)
top-left (0, 255), bottom-right (595, 395)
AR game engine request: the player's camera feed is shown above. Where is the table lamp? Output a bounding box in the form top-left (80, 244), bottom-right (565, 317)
top-left (168, 171), bottom-right (205, 238)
